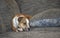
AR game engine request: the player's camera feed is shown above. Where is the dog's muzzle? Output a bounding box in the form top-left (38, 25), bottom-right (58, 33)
top-left (18, 27), bottom-right (30, 32)
top-left (23, 28), bottom-right (30, 31)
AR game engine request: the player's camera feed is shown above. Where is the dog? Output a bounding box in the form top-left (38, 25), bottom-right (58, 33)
top-left (11, 14), bottom-right (32, 32)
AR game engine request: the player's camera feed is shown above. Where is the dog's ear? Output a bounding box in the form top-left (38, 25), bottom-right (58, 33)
top-left (25, 15), bottom-right (32, 19)
top-left (18, 17), bottom-right (23, 22)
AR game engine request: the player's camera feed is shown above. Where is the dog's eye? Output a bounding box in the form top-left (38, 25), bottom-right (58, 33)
top-left (24, 23), bottom-right (26, 25)
top-left (18, 26), bottom-right (20, 28)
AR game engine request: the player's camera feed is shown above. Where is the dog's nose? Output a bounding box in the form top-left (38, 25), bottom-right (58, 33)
top-left (28, 28), bottom-right (30, 31)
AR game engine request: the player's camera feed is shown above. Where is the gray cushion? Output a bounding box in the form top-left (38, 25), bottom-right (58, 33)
top-left (30, 9), bottom-right (60, 27)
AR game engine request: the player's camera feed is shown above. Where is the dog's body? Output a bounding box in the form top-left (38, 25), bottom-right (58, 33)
top-left (12, 14), bottom-right (31, 32)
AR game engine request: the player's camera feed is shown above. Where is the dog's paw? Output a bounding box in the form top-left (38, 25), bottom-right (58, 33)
top-left (18, 28), bottom-right (23, 32)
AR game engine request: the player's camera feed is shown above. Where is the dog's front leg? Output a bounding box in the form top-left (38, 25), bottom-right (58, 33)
top-left (18, 28), bottom-right (23, 32)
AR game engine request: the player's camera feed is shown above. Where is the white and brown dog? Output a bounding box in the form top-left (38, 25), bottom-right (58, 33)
top-left (12, 14), bottom-right (32, 32)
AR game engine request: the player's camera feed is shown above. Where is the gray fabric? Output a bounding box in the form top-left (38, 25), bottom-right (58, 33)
top-left (0, 0), bottom-right (20, 32)
top-left (30, 9), bottom-right (60, 27)
top-left (15, 0), bottom-right (60, 16)
top-left (30, 18), bottom-right (60, 27)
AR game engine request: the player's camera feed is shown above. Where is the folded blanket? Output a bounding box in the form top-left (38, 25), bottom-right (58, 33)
top-left (30, 18), bottom-right (60, 27)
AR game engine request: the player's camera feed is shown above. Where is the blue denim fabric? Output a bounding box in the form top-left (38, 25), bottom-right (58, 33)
top-left (30, 18), bottom-right (60, 27)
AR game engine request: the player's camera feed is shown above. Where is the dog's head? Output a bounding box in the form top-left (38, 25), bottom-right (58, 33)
top-left (17, 16), bottom-right (30, 31)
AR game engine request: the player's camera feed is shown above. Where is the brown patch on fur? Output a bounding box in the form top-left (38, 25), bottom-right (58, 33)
top-left (15, 13), bottom-right (32, 19)
top-left (19, 17), bottom-right (27, 28)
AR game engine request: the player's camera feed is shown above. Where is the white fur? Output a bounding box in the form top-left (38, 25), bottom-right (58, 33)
top-left (12, 16), bottom-right (19, 28)
top-left (18, 28), bottom-right (23, 31)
